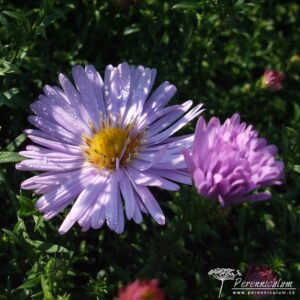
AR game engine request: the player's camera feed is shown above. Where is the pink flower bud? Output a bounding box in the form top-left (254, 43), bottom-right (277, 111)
top-left (262, 70), bottom-right (285, 91)
top-left (246, 265), bottom-right (278, 299)
top-left (118, 279), bottom-right (165, 300)
top-left (183, 114), bottom-right (284, 207)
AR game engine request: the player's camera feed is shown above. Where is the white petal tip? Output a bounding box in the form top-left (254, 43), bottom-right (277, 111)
top-left (156, 214), bottom-right (165, 225)
top-left (58, 229), bottom-right (66, 235)
top-left (115, 228), bottom-right (124, 234)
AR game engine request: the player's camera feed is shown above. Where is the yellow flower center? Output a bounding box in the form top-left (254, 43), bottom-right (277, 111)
top-left (83, 124), bottom-right (144, 171)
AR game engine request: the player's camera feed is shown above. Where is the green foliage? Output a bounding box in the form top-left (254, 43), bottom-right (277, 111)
top-left (0, 0), bottom-right (299, 299)
top-left (0, 152), bottom-right (23, 163)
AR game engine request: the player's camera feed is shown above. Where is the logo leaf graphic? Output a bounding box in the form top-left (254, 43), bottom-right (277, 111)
top-left (208, 268), bottom-right (241, 298)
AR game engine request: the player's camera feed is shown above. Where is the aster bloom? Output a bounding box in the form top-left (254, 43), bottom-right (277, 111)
top-left (118, 279), bottom-right (164, 300)
top-left (17, 62), bottom-right (203, 234)
top-left (183, 114), bottom-right (284, 207)
top-left (261, 70), bottom-right (285, 91)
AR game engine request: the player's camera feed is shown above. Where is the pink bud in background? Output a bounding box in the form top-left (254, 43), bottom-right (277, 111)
top-left (118, 279), bottom-right (165, 300)
top-left (246, 265), bottom-right (278, 299)
top-left (262, 70), bottom-right (285, 91)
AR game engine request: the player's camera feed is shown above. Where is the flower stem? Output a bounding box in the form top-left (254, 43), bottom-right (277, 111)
top-left (219, 280), bottom-right (224, 298)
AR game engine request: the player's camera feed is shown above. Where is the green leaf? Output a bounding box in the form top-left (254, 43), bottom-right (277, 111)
top-left (0, 60), bottom-right (21, 76)
top-left (172, 2), bottom-right (200, 10)
top-left (42, 11), bottom-right (65, 27)
top-left (41, 275), bottom-right (55, 300)
top-left (293, 165), bottom-right (300, 173)
top-left (123, 25), bottom-right (140, 35)
top-left (234, 0), bottom-right (245, 7)
top-left (0, 14), bottom-right (8, 27)
top-left (23, 236), bottom-right (69, 253)
top-left (17, 195), bottom-right (35, 217)
top-left (36, 243), bottom-right (69, 254)
top-left (2, 10), bottom-right (25, 20)
top-left (33, 215), bottom-right (45, 232)
top-left (6, 134), bottom-right (27, 151)
top-left (19, 276), bottom-right (41, 290)
top-left (0, 92), bottom-right (10, 107)
top-left (2, 229), bottom-right (30, 252)
top-left (3, 88), bottom-right (30, 111)
top-left (263, 213), bottom-right (275, 231)
top-left (0, 152), bottom-right (24, 164)
top-left (57, 294), bottom-right (71, 300)
top-left (0, 89), bottom-right (29, 110)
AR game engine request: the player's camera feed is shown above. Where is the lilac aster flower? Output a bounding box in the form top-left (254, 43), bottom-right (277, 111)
top-left (17, 63), bottom-right (203, 234)
top-left (183, 114), bottom-right (284, 207)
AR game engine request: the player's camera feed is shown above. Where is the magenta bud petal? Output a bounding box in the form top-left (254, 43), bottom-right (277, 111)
top-left (185, 114), bottom-right (284, 206)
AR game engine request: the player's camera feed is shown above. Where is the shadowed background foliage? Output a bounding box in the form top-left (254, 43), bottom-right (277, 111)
top-left (0, 0), bottom-right (299, 299)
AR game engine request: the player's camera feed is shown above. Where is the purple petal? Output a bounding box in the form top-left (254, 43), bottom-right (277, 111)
top-left (90, 205), bottom-right (105, 230)
top-left (58, 174), bottom-right (105, 234)
top-left (85, 65), bottom-right (106, 116)
top-left (90, 177), bottom-right (109, 229)
top-left (16, 159), bottom-right (85, 172)
top-left (132, 200), bottom-right (143, 224)
top-left (58, 73), bottom-right (90, 124)
top-left (146, 103), bottom-right (204, 144)
top-left (150, 154), bottom-right (186, 169)
top-left (104, 172), bottom-right (120, 232)
top-left (133, 185), bottom-right (165, 225)
top-left (137, 104), bottom-right (180, 130)
top-left (123, 65), bottom-right (156, 124)
top-left (151, 169), bottom-right (192, 185)
top-left (143, 81), bottom-right (176, 114)
top-left (231, 191), bottom-right (272, 204)
top-left (25, 130), bottom-right (82, 155)
top-left (72, 65), bottom-right (102, 129)
top-left (147, 101), bottom-right (193, 137)
top-left (19, 150), bottom-right (84, 163)
top-left (36, 170), bottom-right (92, 213)
top-left (120, 171), bottom-right (135, 220)
top-left (21, 168), bottom-right (92, 190)
top-left (28, 116), bottom-right (78, 145)
top-left (116, 188), bottom-right (125, 233)
top-left (182, 148), bottom-right (196, 173)
top-left (31, 96), bottom-right (89, 135)
top-left (128, 166), bottom-right (180, 191)
top-left (131, 145), bottom-right (168, 171)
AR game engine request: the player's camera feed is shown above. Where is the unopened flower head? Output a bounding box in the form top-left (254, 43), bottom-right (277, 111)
top-left (262, 70), bottom-right (285, 91)
top-left (183, 114), bottom-right (284, 207)
top-left (118, 279), bottom-right (164, 300)
top-left (17, 63), bottom-right (203, 234)
top-left (246, 265), bottom-right (277, 283)
top-left (246, 265), bottom-right (278, 299)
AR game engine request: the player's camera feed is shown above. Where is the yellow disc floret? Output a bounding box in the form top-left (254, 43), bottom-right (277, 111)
top-left (84, 124), bottom-right (143, 171)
